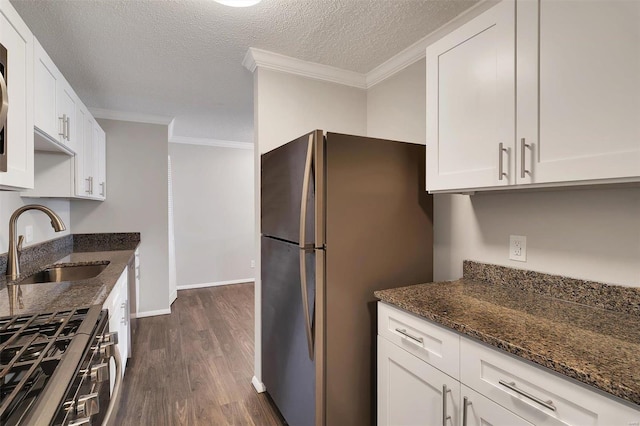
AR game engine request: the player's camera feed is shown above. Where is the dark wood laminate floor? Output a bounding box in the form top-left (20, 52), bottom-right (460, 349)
top-left (116, 284), bottom-right (285, 425)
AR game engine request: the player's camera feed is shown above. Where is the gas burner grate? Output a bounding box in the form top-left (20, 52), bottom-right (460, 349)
top-left (0, 307), bottom-right (91, 424)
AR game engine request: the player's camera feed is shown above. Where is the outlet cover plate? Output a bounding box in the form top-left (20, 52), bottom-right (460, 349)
top-left (509, 235), bottom-right (527, 262)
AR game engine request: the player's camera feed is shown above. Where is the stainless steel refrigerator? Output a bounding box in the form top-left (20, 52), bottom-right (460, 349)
top-left (261, 131), bottom-right (433, 426)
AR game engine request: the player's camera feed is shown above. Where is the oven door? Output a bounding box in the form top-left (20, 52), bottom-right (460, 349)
top-left (53, 312), bottom-right (123, 426)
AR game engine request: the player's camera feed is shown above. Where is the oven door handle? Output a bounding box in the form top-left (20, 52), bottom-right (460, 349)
top-left (0, 69), bottom-right (8, 134)
top-left (102, 345), bottom-right (123, 426)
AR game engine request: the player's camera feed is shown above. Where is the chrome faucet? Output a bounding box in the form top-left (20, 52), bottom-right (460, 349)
top-left (6, 204), bottom-right (66, 280)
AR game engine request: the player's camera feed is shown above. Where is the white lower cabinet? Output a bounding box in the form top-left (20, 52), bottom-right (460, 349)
top-left (102, 266), bottom-right (130, 394)
top-left (378, 336), bottom-right (459, 426)
top-left (377, 302), bottom-right (640, 426)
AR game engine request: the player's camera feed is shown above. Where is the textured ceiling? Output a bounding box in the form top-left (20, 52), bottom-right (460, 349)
top-left (10, 0), bottom-right (478, 142)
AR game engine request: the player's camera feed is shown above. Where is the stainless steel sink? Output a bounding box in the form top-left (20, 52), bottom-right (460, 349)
top-left (19, 263), bottom-right (109, 284)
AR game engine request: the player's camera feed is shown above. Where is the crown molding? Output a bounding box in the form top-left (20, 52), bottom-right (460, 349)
top-left (243, 47), bottom-right (367, 89)
top-left (366, 0), bottom-right (498, 87)
top-left (169, 135), bottom-right (254, 150)
top-left (89, 108), bottom-right (173, 125)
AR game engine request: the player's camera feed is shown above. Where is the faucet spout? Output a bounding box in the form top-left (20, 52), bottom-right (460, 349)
top-left (6, 204), bottom-right (67, 280)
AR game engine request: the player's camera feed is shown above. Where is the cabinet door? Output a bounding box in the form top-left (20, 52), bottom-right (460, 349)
top-left (462, 385), bottom-right (533, 426)
top-left (378, 336), bottom-right (459, 426)
top-left (0, 0), bottom-right (33, 189)
top-left (426, 0), bottom-right (515, 191)
top-left (80, 114), bottom-right (94, 197)
top-left (115, 268), bottom-right (129, 372)
top-left (93, 122), bottom-right (106, 199)
top-left (57, 79), bottom-right (77, 150)
top-left (517, 0), bottom-right (640, 184)
top-left (33, 39), bottom-right (59, 139)
top-left (74, 103), bottom-right (86, 196)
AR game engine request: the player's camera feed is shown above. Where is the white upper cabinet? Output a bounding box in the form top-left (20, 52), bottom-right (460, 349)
top-left (33, 39), bottom-right (58, 141)
top-left (33, 37), bottom-right (77, 152)
top-left (517, 0), bottom-right (640, 185)
top-left (426, 0), bottom-right (640, 192)
top-left (426, 0), bottom-right (515, 191)
top-left (0, 0), bottom-right (34, 190)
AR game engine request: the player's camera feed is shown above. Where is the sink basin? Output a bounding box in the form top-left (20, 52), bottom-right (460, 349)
top-left (19, 263), bottom-right (109, 284)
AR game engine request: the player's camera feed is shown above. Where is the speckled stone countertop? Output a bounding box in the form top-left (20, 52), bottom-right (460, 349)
top-left (374, 261), bottom-right (640, 407)
top-left (0, 233), bottom-right (140, 317)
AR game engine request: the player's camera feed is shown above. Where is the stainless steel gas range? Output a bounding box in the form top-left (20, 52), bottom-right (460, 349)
top-left (0, 305), bottom-right (123, 425)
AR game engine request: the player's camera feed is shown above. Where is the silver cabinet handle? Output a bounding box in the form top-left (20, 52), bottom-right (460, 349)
top-left (520, 138), bottom-right (531, 178)
top-left (65, 116), bottom-right (70, 141)
top-left (0, 66), bottom-right (8, 135)
top-left (462, 396), bottom-right (472, 426)
top-left (121, 302), bottom-right (127, 325)
top-left (442, 384), bottom-right (451, 426)
top-left (499, 380), bottom-right (556, 411)
top-left (298, 133), bottom-right (315, 360)
top-left (100, 181), bottom-right (105, 196)
top-left (102, 343), bottom-right (123, 426)
top-left (498, 143), bottom-right (508, 180)
top-left (59, 114), bottom-right (66, 137)
top-left (85, 176), bottom-right (93, 194)
top-left (394, 328), bottom-right (423, 345)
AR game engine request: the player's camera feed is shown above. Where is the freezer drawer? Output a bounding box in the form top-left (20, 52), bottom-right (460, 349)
top-left (261, 236), bottom-right (316, 426)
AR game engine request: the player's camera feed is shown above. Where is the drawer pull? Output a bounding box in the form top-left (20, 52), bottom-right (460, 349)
top-left (442, 384), bottom-right (451, 425)
top-left (462, 396), bottom-right (472, 426)
top-left (395, 328), bottom-right (423, 345)
top-left (498, 380), bottom-right (556, 411)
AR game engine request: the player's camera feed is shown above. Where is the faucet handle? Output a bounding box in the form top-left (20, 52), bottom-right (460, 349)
top-left (17, 235), bottom-right (24, 252)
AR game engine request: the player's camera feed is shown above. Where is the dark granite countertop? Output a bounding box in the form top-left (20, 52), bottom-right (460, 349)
top-left (375, 261), bottom-right (640, 407)
top-left (0, 233), bottom-right (139, 317)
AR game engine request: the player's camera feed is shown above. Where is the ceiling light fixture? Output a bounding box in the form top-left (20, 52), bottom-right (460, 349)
top-left (213, 0), bottom-right (262, 7)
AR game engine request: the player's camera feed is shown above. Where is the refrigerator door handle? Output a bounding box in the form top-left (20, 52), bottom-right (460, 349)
top-left (299, 134), bottom-right (315, 360)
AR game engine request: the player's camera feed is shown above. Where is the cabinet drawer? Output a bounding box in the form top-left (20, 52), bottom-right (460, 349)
top-left (378, 302), bottom-right (460, 379)
top-left (462, 385), bottom-right (533, 426)
top-left (460, 338), bottom-right (640, 426)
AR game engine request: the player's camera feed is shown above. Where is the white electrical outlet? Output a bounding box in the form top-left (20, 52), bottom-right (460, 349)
top-left (250, 260), bottom-right (255, 268)
top-left (25, 225), bottom-right (34, 243)
top-left (509, 235), bottom-right (527, 262)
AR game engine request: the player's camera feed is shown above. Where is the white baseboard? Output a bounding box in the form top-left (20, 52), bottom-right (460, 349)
top-left (252, 376), bottom-right (266, 393)
top-left (131, 308), bottom-right (171, 319)
top-left (169, 290), bottom-right (178, 305)
top-left (177, 278), bottom-right (255, 290)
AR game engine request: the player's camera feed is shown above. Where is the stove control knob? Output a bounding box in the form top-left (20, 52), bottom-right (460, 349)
top-left (69, 418), bottom-right (91, 426)
top-left (99, 341), bottom-right (116, 359)
top-left (90, 363), bottom-right (109, 383)
top-left (77, 392), bottom-right (100, 417)
top-left (98, 331), bottom-right (118, 345)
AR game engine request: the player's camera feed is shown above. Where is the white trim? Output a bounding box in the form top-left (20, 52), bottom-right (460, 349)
top-left (366, 0), bottom-right (499, 87)
top-left (169, 135), bottom-right (254, 150)
top-left (243, 48), bottom-right (367, 89)
top-left (252, 376), bottom-right (266, 393)
top-left (131, 308), bottom-right (171, 319)
top-left (177, 278), bottom-right (255, 290)
top-left (170, 290), bottom-right (177, 305)
top-left (243, 1), bottom-right (497, 90)
top-left (89, 107), bottom-right (173, 125)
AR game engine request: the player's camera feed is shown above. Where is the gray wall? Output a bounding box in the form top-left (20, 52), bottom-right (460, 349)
top-left (367, 60), bottom-right (426, 144)
top-left (71, 119), bottom-right (170, 314)
top-left (168, 142), bottom-right (255, 286)
top-left (0, 194), bottom-right (71, 253)
top-left (366, 58), bottom-right (640, 287)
